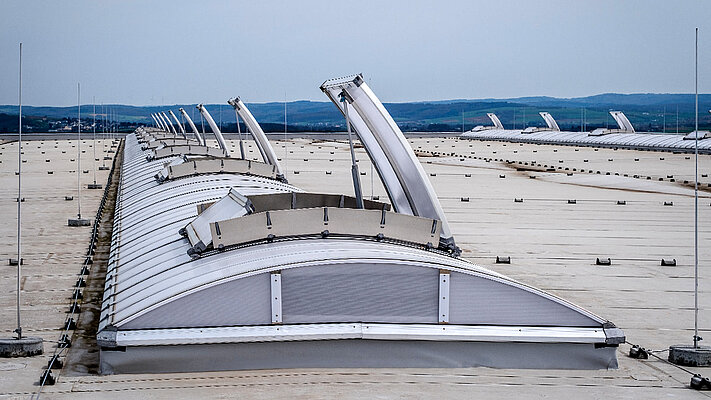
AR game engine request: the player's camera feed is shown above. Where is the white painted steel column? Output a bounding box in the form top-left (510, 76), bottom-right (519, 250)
top-left (15, 42), bottom-right (22, 339)
top-left (77, 83), bottom-right (82, 219)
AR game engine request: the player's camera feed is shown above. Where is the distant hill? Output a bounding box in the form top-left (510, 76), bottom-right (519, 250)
top-left (1, 93), bottom-right (710, 133)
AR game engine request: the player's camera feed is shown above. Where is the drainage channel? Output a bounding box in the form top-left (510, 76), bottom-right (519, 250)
top-left (62, 139), bottom-right (123, 375)
top-left (36, 138), bottom-right (123, 393)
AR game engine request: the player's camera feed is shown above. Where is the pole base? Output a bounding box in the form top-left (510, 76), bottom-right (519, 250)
top-left (68, 218), bottom-right (91, 227)
top-left (669, 345), bottom-right (711, 367)
top-left (0, 337), bottom-right (43, 358)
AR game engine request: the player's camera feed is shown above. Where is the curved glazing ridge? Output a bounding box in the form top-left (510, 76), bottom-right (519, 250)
top-left (461, 129), bottom-right (711, 153)
top-left (109, 238), bottom-right (606, 329)
top-left (100, 133), bottom-right (299, 331)
top-left (99, 131), bottom-right (623, 372)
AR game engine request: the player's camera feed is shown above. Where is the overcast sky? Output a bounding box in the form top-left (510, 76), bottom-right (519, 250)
top-left (1, 0), bottom-right (710, 106)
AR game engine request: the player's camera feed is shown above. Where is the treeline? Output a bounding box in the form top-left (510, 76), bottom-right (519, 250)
top-left (2, 112), bottom-right (710, 134)
top-left (0, 113), bottom-right (55, 133)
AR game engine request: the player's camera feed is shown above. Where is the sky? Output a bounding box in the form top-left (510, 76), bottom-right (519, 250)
top-left (1, 0), bottom-right (710, 106)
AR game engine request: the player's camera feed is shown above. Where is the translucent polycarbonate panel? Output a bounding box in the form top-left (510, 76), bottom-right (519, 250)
top-left (121, 273), bottom-right (271, 329)
top-left (281, 263), bottom-right (438, 324)
top-left (448, 272), bottom-right (599, 327)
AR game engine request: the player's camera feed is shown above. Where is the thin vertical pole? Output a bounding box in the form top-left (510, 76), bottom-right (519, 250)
top-left (15, 42), bottom-right (23, 339)
top-left (663, 105), bottom-right (666, 133)
top-left (180, 111), bottom-right (186, 135)
top-left (93, 98), bottom-right (96, 185)
top-left (77, 83), bottom-right (82, 219)
top-left (341, 92), bottom-right (363, 209)
top-left (370, 161), bottom-right (374, 200)
top-left (694, 27), bottom-right (700, 348)
top-left (236, 112), bottom-right (245, 159)
top-left (284, 92), bottom-right (288, 175)
top-left (101, 104), bottom-right (106, 168)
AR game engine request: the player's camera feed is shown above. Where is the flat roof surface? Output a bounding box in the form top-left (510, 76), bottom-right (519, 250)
top-left (1, 135), bottom-right (711, 399)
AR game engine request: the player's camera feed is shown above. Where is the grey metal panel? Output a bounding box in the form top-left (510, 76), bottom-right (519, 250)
top-left (121, 273), bottom-right (271, 329)
top-left (100, 340), bottom-right (618, 374)
top-left (281, 264), bottom-right (438, 324)
top-left (211, 208), bottom-right (440, 249)
top-left (449, 272), bottom-right (599, 327)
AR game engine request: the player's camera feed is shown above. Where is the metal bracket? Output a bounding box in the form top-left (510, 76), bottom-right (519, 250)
top-left (271, 272), bottom-right (282, 324)
top-left (439, 270), bottom-right (450, 324)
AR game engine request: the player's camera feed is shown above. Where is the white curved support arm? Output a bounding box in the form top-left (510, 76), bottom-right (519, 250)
top-left (156, 112), bottom-right (170, 132)
top-left (153, 114), bottom-right (166, 131)
top-left (161, 112), bottom-right (177, 135)
top-left (539, 112), bottom-right (560, 131)
top-left (610, 111), bottom-right (635, 133)
top-left (150, 114), bottom-right (162, 130)
top-left (179, 108), bottom-right (204, 146)
top-left (487, 113), bottom-right (504, 129)
top-left (169, 110), bottom-right (187, 139)
top-left (197, 104), bottom-right (230, 157)
top-left (320, 74), bottom-right (456, 253)
top-left (227, 98), bottom-right (284, 178)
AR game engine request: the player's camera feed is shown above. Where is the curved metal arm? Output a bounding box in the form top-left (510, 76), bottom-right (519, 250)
top-left (152, 113), bottom-right (166, 131)
top-left (227, 98), bottom-right (283, 178)
top-left (197, 104), bottom-right (230, 157)
top-left (169, 110), bottom-right (187, 139)
top-left (320, 74), bottom-right (456, 253)
top-left (179, 108), bottom-right (204, 146)
top-left (161, 112), bottom-right (177, 135)
top-left (151, 114), bottom-right (160, 128)
top-left (610, 111), bottom-right (635, 133)
top-left (539, 112), bottom-right (560, 131)
top-left (487, 113), bottom-right (504, 129)
top-left (156, 112), bottom-right (170, 133)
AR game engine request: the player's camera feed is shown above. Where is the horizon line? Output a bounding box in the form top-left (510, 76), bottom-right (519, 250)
top-left (3, 92), bottom-right (711, 109)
